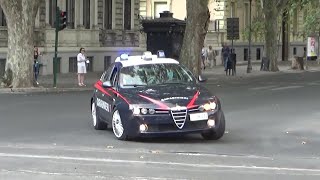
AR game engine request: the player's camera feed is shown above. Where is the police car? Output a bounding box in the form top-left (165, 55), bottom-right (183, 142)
top-left (90, 51), bottom-right (225, 140)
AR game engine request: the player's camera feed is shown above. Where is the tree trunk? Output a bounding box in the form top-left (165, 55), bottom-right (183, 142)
top-left (179, 0), bottom-right (210, 77)
top-left (282, 10), bottom-right (289, 62)
top-left (0, 0), bottom-right (40, 88)
top-left (263, 0), bottom-right (280, 71)
top-left (262, 0), bottom-right (288, 72)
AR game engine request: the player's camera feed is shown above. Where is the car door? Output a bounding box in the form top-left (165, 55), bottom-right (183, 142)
top-left (100, 63), bottom-right (120, 122)
top-left (96, 64), bottom-right (115, 121)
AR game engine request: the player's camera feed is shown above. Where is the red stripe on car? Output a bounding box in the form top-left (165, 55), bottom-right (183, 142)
top-left (109, 88), bottom-right (130, 104)
top-left (95, 80), bottom-right (130, 104)
top-left (94, 80), bottom-right (111, 96)
top-left (187, 90), bottom-right (200, 108)
top-left (139, 94), bottom-right (169, 110)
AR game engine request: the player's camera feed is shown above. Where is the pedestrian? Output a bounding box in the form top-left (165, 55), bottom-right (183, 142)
top-left (221, 43), bottom-right (230, 71)
top-left (33, 46), bottom-right (41, 85)
top-left (201, 46), bottom-right (207, 70)
top-left (207, 45), bottom-right (216, 68)
top-left (77, 47), bottom-right (88, 86)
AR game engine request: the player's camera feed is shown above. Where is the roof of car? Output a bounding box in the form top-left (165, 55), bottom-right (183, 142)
top-left (115, 55), bottom-right (180, 67)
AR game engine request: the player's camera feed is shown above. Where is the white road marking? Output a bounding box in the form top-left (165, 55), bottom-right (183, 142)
top-left (250, 85), bottom-right (278, 90)
top-left (271, 86), bottom-right (304, 91)
top-left (0, 143), bottom-right (275, 160)
top-left (0, 153), bottom-right (320, 174)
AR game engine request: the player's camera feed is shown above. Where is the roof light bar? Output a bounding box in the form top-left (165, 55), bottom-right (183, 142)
top-left (120, 53), bottom-right (129, 61)
top-left (142, 51), bottom-right (153, 61)
top-left (157, 50), bottom-right (165, 58)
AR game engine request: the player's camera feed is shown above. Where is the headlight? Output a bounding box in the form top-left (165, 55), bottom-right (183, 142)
top-left (200, 102), bottom-right (217, 111)
top-left (129, 105), bottom-right (156, 115)
top-left (132, 107), bottom-right (140, 115)
top-left (149, 109), bottom-right (155, 114)
top-left (141, 108), bottom-right (148, 114)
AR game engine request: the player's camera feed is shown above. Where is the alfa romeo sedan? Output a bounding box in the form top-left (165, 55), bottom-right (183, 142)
top-left (90, 52), bottom-right (225, 141)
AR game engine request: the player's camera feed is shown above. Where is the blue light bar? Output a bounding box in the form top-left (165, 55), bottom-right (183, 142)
top-left (120, 53), bottom-right (129, 61)
top-left (157, 50), bottom-right (165, 58)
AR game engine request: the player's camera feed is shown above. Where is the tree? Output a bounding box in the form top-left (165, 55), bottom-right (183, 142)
top-left (261, 0), bottom-right (288, 72)
top-left (0, 0), bottom-right (41, 88)
top-left (179, 0), bottom-right (210, 77)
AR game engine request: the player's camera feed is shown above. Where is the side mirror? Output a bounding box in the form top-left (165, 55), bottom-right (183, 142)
top-left (102, 81), bottom-right (113, 88)
top-left (198, 75), bottom-right (207, 82)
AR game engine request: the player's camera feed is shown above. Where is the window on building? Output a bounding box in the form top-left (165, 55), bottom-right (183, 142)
top-left (87, 56), bottom-right (94, 72)
top-left (0, 58), bottom-right (6, 79)
top-left (244, 3), bottom-right (249, 28)
top-left (104, 0), bottom-right (113, 29)
top-left (49, 0), bottom-right (57, 28)
top-left (293, 47), bottom-right (297, 55)
top-left (244, 48), bottom-right (248, 61)
top-left (154, 2), bottom-right (168, 18)
top-left (66, 0), bottom-right (75, 29)
top-left (83, 0), bottom-right (90, 29)
top-left (123, 0), bottom-right (132, 30)
top-left (0, 7), bottom-right (6, 26)
top-left (69, 57), bottom-right (77, 73)
top-left (256, 48), bottom-right (261, 60)
top-left (104, 56), bottom-right (111, 70)
top-left (230, 2), bottom-right (236, 17)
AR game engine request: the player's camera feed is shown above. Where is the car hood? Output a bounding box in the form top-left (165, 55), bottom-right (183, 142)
top-left (119, 83), bottom-right (213, 109)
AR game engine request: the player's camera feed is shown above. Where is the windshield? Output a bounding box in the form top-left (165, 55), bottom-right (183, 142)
top-left (119, 64), bottom-right (195, 88)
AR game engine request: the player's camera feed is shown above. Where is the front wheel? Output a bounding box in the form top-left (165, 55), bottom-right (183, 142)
top-left (201, 112), bottom-right (225, 140)
top-left (112, 109), bottom-right (129, 140)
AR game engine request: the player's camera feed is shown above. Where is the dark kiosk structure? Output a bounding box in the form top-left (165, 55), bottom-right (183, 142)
top-left (141, 11), bottom-right (186, 59)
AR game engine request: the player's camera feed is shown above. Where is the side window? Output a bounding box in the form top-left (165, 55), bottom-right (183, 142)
top-left (110, 67), bottom-right (118, 86)
top-left (101, 63), bottom-right (115, 81)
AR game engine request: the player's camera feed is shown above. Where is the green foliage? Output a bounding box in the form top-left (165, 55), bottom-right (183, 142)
top-left (242, 16), bottom-right (265, 41)
top-left (287, 0), bottom-right (320, 38)
top-left (242, 0), bottom-right (265, 41)
top-left (302, 2), bottom-right (320, 36)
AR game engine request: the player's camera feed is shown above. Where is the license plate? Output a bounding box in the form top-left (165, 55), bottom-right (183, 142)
top-left (189, 112), bottom-right (208, 121)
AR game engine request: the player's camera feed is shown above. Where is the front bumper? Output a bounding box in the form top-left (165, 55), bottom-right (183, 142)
top-left (123, 109), bottom-right (223, 137)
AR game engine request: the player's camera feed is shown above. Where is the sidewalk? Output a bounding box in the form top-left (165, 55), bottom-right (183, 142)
top-left (202, 60), bottom-right (320, 81)
top-left (0, 60), bottom-right (319, 94)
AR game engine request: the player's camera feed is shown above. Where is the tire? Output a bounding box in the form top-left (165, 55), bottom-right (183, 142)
top-left (112, 109), bottom-right (129, 140)
top-left (91, 100), bottom-right (107, 130)
top-left (201, 112), bottom-right (225, 140)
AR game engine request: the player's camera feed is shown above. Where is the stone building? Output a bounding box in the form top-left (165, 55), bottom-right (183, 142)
top-left (0, 0), bottom-right (144, 76)
top-left (140, 0), bottom-right (311, 63)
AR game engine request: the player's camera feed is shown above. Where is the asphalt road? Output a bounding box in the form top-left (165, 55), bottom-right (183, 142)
top-left (0, 71), bottom-right (320, 179)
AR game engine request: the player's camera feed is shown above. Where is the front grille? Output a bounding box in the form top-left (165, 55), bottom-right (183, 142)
top-left (171, 109), bottom-right (187, 129)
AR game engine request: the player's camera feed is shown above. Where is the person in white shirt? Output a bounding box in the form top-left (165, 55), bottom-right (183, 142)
top-left (77, 47), bottom-right (88, 86)
top-left (206, 45), bottom-right (217, 68)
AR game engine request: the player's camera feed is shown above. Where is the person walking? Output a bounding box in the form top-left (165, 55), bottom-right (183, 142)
top-left (207, 45), bottom-right (217, 68)
top-left (201, 46), bottom-right (207, 70)
top-left (221, 43), bottom-right (230, 71)
top-left (77, 47), bottom-right (87, 86)
top-left (33, 46), bottom-right (41, 85)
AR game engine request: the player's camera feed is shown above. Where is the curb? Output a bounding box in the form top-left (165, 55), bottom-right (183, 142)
top-left (0, 87), bottom-right (92, 94)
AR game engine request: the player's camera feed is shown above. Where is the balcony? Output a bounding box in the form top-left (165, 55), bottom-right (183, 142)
top-left (100, 29), bottom-right (139, 47)
top-left (43, 27), bottom-right (100, 47)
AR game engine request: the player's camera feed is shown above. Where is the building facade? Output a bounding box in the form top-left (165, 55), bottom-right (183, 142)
top-left (140, 0), bottom-right (310, 62)
top-left (0, 0), bottom-right (145, 76)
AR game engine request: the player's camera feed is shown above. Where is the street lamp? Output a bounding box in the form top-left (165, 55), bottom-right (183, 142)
top-left (247, 0), bottom-right (252, 73)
